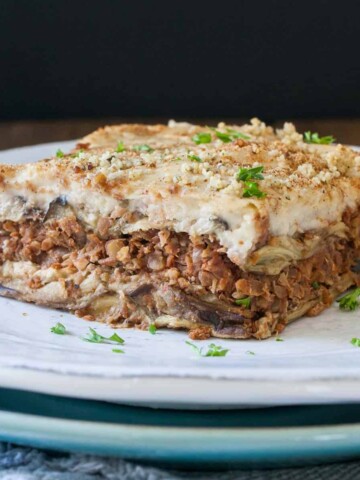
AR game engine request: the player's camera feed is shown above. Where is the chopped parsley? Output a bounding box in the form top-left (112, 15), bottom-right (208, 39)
top-left (337, 288), bottom-right (360, 311)
top-left (303, 131), bottom-right (335, 145)
top-left (71, 149), bottom-right (84, 158)
top-left (275, 337), bottom-right (284, 342)
top-left (235, 297), bottom-right (251, 308)
top-left (192, 132), bottom-right (212, 145)
top-left (246, 350), bottom-right (255, 355)
top-left (215, 129), bottom-right (250, 143)
top-left (351, 338), bottom-right (360, 347)
top-left (242, 181), bottom-right (266, 198)
top-left (112, 348), bottom-right (125, 354)
top-left (148, 324), bottom-right (157, 335)
top-left (186, 341), bottom-right (229, 357)
top-left (83, 327), bottom-right (125, 344)
top-left (188, 154), bottom-right (202, 163)
top-left (312, 281), bottom-right (320, 290)
top-left (56, 149), bottom-right (64, 158)
top-left (236, 166), bottom-right (264, 182)
top-left (133, 144), bottom-right (154, 153)
top-left (116, 142), bottom-right (126, 153)
top-left (50, 322), bottom-right (66, 335)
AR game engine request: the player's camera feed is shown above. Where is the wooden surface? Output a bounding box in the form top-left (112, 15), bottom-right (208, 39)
top-left (0, 118), bottom-right (359, 150)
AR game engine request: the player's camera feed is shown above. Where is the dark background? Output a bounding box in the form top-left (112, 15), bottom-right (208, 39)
top-left (0, 1), bottom-right (359, 122)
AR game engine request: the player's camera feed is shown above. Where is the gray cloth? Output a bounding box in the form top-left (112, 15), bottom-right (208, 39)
top-left (1, 444), bottom-right (360, 480)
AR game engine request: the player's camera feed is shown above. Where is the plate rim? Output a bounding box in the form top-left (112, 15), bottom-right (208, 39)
top-left (2, 407), bottom-right (360, 465)
top-left (1, 366), bottom-right (360, 408)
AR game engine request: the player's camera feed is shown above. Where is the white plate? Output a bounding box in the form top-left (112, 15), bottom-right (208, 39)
top-left (1, 141), bottom-right (360, 408)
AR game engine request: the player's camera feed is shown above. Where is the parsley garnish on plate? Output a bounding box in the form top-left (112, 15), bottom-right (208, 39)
top-left (215, 128), bottom-right (250, 143)
top-left (56, 149), bottom-right (64, 158)
top-left (337, 288), bottom-right (360, 311)
top-left (303, 131), bottom-right (335, 145)
top-left (235, 297), bottom-right (251, 308)
top-left (192, 133), bottom-right (212, 145)
top-left (50, 322), bottom-right (66, 335)
top-left (243, 181), bottom-right (266, 198)
top-left (116, 141), bottom-right (126, 153)
top-left (188, 154), bottom-right (202, 163)
top-left (133, 144), bottom-right (154, 153)
top-left (246, 351), bottom-right (255, 355)
top-left (83, 327), bottom-right (125, 344)
top-left (275, 337), bottom-right (284, 342)
top-left (148, 324), bottom-right (157, 335)
top-left (186, 341), bottom-right (229, 357)
top-left (112, 348), bottom-right (125, 354)
top-left (351, 338), bottom-right (360, 347)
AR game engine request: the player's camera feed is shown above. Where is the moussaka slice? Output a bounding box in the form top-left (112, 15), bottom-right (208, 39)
top-left (0, 119), bottom-right (360, 339)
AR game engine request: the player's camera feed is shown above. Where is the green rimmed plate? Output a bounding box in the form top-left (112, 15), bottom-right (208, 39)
top-left (2, 387), bottom-right (360, 468)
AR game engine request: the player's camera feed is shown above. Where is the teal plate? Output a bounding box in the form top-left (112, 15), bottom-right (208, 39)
top-left (2, 388), bottom-right (360, 468)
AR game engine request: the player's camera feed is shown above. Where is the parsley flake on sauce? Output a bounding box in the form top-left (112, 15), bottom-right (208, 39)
top-left (188, 154), bottom-right (202, 162)
top-left (303, 131), bottom-right (335, 145)
top-left (56, 149), bottom-right (64, 158)
top-left (235, 297), bottom-right (251, 308)
top-left (133, 144), bottom-right (154, 153)
top-left (236, 166), bottom-right (264, 182)
top-left (192, 132), bottom-right (212, 145)
top-left (50, 322), bottom-right (66, 335)
top-left (242, 181), bottom-right (266, 198)
top-left (186, 341), bottom-right (229, 357)
top-left (215, 129), bottom-right (250, 143)
top-left (116, 142), bottom-right (126, 153)
top-left (83, 327), bottom-right (125, 345)
top-left (337, 288), bottom-right (360, 311)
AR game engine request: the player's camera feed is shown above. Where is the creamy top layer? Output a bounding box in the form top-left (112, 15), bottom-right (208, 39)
top-left (0, 119), bottom-right (360, 266)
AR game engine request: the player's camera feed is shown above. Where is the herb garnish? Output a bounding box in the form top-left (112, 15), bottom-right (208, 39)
top-left (116, 142), bottom-right (125, 153)
top-left (112, 348), bottom-right (125, 354)
top-left (312, 281), bottom-right (320, 289)
top-left (192, 133), bottom-right (212, 145)
top-left (275, 337), bottom-right (284, 342)
top-left (186, 341), bottom-right (229, 357)
top-left (133, 144), bottom-right (154, 153)
top-left (303, 131), bottom-right (335, 145)
top-left (351, 338), bottom-right (360, 347)
top-left (188, 154), bottom-right (202, 163)
top-left (235, 297), bottom-right (251, 308)
top-left (236, 166), bottom-right (264, 182)
top-left (337, 288), bottom-right (360, 311)
top-left (71, 149), bottom-right (84, 158)
top-left (236, 165), bottom-right (266, 198)
top-left (246, 351), bottom-right (255, 355)
top-left (56, 149), bottom-right (64, 158)
top-left (215, 129), bottom-right (250, 143)
top-left (149, 324), bottom-right (157, 335)
top-left (50, 322), bottom-right (66, 335)
top-left (243, 181), bottom-right (266, 198)
top-left (83, 327), bottom-right (125, 344)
